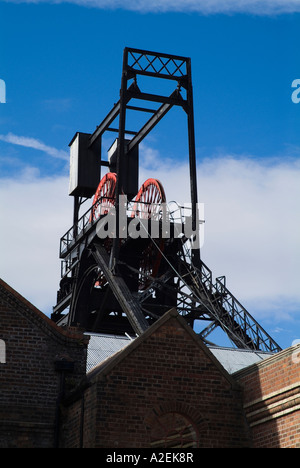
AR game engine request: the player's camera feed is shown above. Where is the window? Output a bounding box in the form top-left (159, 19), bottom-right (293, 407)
top-left (0, 339), bottom-right (6, 364)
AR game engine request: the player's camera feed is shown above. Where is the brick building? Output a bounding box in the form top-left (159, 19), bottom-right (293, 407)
top-left (235, 345), bottom-right (300, 448)
top-left (0, 279), bottom-right (88, 448)
top-left (61, 309), bottom-right (251, 448)
top-left (0, 278), bottom-right (299, 448)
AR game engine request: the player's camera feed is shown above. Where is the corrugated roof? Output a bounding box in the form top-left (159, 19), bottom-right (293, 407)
top-left (85, 333), bottom-right (132, 373)
top-left (208, 346), bottom-right (274, 374)
top-left (85, 332), bottom-right (275, 375)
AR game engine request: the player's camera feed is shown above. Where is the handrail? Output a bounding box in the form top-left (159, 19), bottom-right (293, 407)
top-left (214, 277), bottom-right (281, 352)
top-left (59, 199), bottom-right (196, 258)
top-left (176, 247), bottom-right (281, 352)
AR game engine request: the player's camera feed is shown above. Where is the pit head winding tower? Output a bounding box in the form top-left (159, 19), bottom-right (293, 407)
top-left (52, 47), bottom-right (281, 353)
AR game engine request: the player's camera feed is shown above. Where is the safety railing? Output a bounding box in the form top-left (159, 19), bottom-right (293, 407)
top-left (59, 198), bottom-right (181, 258)
top-left (214, 277), bottom-right (281, 352)
top-left (176, 242), bottom-right (281, 352)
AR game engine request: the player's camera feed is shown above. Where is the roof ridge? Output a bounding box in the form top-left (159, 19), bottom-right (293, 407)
top-left (86, 308), bottom-right (238, 388)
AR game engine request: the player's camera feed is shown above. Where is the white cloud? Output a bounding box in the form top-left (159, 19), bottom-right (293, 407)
top-left (0, 133), bottom-right (69, 161)
top-left (0, 171), bottom-right (72, 313)
top-left (140, 151), bottom-right (300, 323)
top-left (0, 151), bottom-right (299, 336)
top-left (3, 0), bottom-right (300, 15)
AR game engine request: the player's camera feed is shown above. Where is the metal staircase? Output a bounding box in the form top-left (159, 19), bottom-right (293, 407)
top-left (135, 225), bottom-right (281, 352)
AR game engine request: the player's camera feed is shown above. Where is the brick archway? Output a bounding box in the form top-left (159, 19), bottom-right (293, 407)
top-left (144, 401), bottom-right (207, 448)
top-left (150, 412), bottom-right (199, 448)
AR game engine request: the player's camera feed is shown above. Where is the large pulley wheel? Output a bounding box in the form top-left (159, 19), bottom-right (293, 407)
top-left (132, 178), bottom-right (166, 289)
top-left (90, 172), bottom-right (117, 285)
top-left (132, 178), bottom-right (166, 219)
top-left (91, 172), bottom-right (117, 221)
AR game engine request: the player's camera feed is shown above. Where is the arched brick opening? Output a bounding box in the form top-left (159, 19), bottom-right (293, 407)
top-left (150, 411), bottom-right (199, 448)
top-left (144, 401), bottom-right (207, 448)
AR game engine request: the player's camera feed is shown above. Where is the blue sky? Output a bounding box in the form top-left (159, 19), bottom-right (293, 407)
top-left (1, 0), bottom-right (300, 349)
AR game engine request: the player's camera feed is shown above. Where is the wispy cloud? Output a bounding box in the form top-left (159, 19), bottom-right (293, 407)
top-left (2, 0), bottom-right (300, 15)
top-left (0, 132), bottom-right (69, 161)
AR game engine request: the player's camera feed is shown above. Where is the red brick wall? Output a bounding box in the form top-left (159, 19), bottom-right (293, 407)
top-left (61, 382), bottom-right (98, 448)
top-left (0, 280), bottom-right (88, 448)
top-left (235, 344), bottom-right (300, 448)
top-left (62, 312), bottom-right (252, 448)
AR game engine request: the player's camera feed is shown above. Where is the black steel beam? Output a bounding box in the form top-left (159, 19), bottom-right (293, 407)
top-left (126, 47), bottom-right (188, 82)
top-left (126, 105), bottom-right (157, 113)
top-left (127, 67), bottom-right (187, 83)
top-left (106, 127), bottom-right (137, 135)
top-left (126, 89), bottom-right (186, 107)
top-left (89, 101), bottom-right (121, 148)
top-left (88, 82), bottom-right (138, 148)
top-left (92, 243), bottom-right (149, 335)
top-left (127, 98), bottom-right (175, 153)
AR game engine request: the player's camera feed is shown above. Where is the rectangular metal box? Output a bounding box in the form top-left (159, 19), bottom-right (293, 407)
top-left (69, 132), bottom-right (100, 198)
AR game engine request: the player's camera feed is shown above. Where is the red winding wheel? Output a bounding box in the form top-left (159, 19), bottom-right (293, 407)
top-left (91, 172), bottom-right (117, 221)
top-left (90, 175), bottom-right (166, 290)
top-left (132, 178), bottom-right (166, 289)
top-left (90, 172), bottom-right (117, 287)
top-left (132, 178), bottom-right (166, 219)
